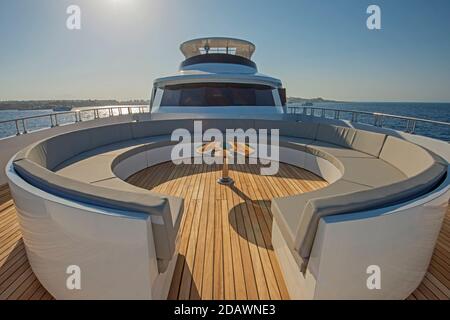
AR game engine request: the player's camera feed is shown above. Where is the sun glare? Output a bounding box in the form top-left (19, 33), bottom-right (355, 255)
top-left (109, 0), bottom-right (135, 10)
top-left (111, 0), bottom-right (130, 5)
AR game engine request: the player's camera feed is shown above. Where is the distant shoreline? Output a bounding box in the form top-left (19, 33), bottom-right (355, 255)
top-left (287, 97), bottom-right (347, 104)
top-left (0, 97), bottom-right (341, 111)
top-left (0, 100), bottom-right (149, 111)
top-left (1, 99), bottom-right (449, 111)
top-left (287, 98), bottom-right (450, 104)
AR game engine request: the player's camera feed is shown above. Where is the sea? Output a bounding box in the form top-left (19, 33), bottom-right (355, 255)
top-left (289, 102), bottom-right (450, 141)
top-left (0, 103), bottom-right (449, 141)
top-left (0, 106), bottom-right (147, 139)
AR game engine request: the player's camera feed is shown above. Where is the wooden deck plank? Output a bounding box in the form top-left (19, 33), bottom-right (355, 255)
top-left (192, 165), bottom-right (212, 299)
top-left (424, 272), bottom-right (450, 299)
top-left (232, 181), bottom-right (260, 299)
top-left (29, 286), bottom-right (47, 300)
top-left (227, 187), bottom-right (247, 300)
top-left (245, 164), bottom-right (299, 299)
top-left (167, 199), bottom-right (197, 299)
top-left (236, 171), bottom-right (271, 299)
top-left (6, 271), bottom-right (37, 300)
top-left (167, 164), bottom-right (204, 299)
top-left (178, 164), bottom-right (209, 299)
top-left (240, 168), bottom-right (275, 299)
top-left (237, 164), bottom-right (280, 299)
top-left (212, 198), bottom-right (223, 299)
top-left (221, 198), bottom-right (235, 300)
top-left (16, 278), bottom-right (43, 300)
top-left (0, 184), bottom-right (51, 300)
top-left (420, 275), bottom-right (448, 300)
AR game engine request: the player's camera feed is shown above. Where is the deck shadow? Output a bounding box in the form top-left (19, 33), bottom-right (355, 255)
top-left (167, 253), bottom-right (200, 300)
top-left (0, 239), bottom-right (38, 300)
top-left (228, 199), bottom-right (275, 248)
top-left (0, 239), bottom-right (26, 275)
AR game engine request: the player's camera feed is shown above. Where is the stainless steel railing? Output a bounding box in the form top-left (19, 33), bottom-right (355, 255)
top-left (1, 104), bottom-right (448, 140)
top-left (0, 105), bottom-right (148, 138)
top-left (287, 105), bottom-right (450, 136)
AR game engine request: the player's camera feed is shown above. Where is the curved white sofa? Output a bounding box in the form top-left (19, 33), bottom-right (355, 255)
top-left (270, 122), bottom-right (449, 299)
top-left (6, 118), bottom-right (450, 300)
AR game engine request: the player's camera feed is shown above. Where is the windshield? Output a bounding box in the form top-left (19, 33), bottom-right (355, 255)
top-left (160, 83), bottom-right (276, 107)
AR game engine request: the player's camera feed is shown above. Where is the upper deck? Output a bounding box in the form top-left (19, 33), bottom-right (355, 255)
top-left (153, 37), bottom-right (283, 90)
top-left (180, 37), bottom-right (256, 60)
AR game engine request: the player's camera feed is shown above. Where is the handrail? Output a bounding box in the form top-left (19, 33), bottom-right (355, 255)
top-left (2, 104), bottom-right (448, 139)
top-left (0, 105), bottom-right (148, 138)
top-left (287, 105), bottom-right (450, 136)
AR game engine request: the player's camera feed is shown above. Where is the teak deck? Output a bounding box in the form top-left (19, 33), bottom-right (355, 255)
top-left (0, 163), bottom-right (449, 300)
top-left (128, 162), bottom-right (328, 300)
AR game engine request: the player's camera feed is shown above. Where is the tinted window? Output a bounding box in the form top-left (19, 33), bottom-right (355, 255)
top-left (255, 89), bottom-right (275, 106)
top-left (205, 87), bottom-right (232, 106)
top-left (180, 87), bottom-right (205, 106)
top-left (160, 88), bottom-right (181, 106)
top-left (160, 83), bottom-right (275, 107)
top-left (230, 87), bottom-right (256, 106)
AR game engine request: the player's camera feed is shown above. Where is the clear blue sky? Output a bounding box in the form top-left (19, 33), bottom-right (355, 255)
top-left (1, 0), bottom-right (450, 102)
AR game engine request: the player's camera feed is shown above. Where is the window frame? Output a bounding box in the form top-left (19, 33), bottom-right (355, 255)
top-left (160, 82), bottom-right (277, 107)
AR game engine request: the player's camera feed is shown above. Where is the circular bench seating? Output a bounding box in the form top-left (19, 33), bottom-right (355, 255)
top-left (9, 118), bottom-right (449, 299)
top-left (274, 124), bottom-right (447, 271)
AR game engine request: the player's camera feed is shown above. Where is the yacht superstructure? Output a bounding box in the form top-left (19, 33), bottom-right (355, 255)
top-left (150, 38), bottom-right (286, 115)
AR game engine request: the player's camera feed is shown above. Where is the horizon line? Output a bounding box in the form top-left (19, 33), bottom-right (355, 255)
top-left (1, 97), bottom-right (450, 104)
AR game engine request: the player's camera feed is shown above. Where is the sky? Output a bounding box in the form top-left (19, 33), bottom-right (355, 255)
top-left (0, 0), bottom-right (450, 102)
